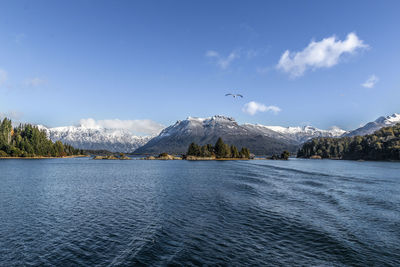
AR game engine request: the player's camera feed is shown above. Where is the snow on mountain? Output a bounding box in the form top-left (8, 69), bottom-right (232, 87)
top-left (38, 125), bottom-right (155, 153)
top-left (247, 124), bottom-right (347, 143)
top-left (344, 113), bottom-right (400, 137)
top-left (135, 115), bottom-right (300, 155)
top-left (157, 116), bottom-right (241, 138)
top-left (37, 112), bottom-right (390, 154)
top-left (135, 115), bottom-right (343, 155)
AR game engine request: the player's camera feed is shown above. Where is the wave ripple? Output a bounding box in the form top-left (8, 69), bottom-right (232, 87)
top-left (0, 158), bottom-right (399, 266)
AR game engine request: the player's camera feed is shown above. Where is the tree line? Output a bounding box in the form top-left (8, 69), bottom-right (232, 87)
top-left (186, 137), bottom-right (251, 159)
top-left (297, 123), bottom-right (400, 161)
top-left (0, 118), bottom-right (83, 157)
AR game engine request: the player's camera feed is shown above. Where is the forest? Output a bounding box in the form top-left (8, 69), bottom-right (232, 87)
top-left (297, 123), bottom-right (400, 161)
top-left (186, 137), bottom-right (251, 159)
top-left (0, 118), bottom-right (83, 157)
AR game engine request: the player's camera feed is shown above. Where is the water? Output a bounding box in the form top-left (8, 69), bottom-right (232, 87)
top-left (0, 158), bottom-right (399, 266)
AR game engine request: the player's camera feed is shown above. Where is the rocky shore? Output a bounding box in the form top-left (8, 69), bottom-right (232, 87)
top-left (93, 155), bottom-right (131, 160)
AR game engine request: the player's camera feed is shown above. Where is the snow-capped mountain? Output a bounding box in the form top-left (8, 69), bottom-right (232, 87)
top-left (344, 113), bottom-right (400, 137)
top-left (247, 124), bottom-right (347, 143)
top-left (36, 113), bottom-right (400, 154)
top-left (38, 125), bottom-right (154, 153)
top-left (134, 115), bottom-right (343, 155)
top-left (135, 115), bottom-right (298, 155)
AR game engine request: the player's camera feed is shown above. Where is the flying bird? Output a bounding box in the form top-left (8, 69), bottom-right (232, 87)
top-left (225, 93), bottom-right (243, 98)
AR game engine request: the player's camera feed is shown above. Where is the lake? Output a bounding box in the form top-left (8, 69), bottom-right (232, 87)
top-left (0, 158), bottom-right (399, 266)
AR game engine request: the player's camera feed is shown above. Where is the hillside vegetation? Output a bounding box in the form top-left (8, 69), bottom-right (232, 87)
top-left (297, 123), bottom-right (400, 161)
top-left (0, 118), bottom-right (83, 157)
top-left (186, 137), bottom-right (251, 159)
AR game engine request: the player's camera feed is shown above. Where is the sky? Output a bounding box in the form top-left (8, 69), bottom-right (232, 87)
top-left (0, 0), bottom-right (399, 135)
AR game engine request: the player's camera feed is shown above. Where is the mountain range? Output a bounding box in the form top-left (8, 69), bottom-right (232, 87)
top-left (38, 113), bottom-right (400, 155)
top-left (38, 125), bottom-right (153, 153)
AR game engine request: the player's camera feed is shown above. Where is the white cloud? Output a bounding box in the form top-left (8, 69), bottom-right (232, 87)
top-left (0, 69), bottom-right (8, 86)
top-left (362, 74), bottom-right (379, 88)
top-left (242, 101), bottom-right (281, 115)
top-left (25, 77), bottom-right (46, 87)
top-left (79, 118), bottom-right (164, 135)
top-left (206, 50), bottom-right (239, 69)
top-left (277, 32), bottom-right (368, 77)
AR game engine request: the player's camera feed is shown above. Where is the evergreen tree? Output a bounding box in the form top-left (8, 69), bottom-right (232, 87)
top-left (0, 118), bottom-right (12, 146)
top-left (187, 142), bottom-right (200, 156)
top-left (231, 145), bottom-right (239, 158)
top-left (239, 147), bottom-right (250, 159)
top-left (214, 137), bottom-right (226, 158)
top-left (200, 145), bottom-right (211, 157)
top-left (206, 144), bottom-right (214, 155)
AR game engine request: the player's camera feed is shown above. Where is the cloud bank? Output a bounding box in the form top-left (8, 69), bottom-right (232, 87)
top-left (242, 101), bottom-right (281, 115)
top-left (362, 74), bottom-right (379, 88)
top-left (206, 50), bottom-right (239, 69)
top-left (79, 118), bottom-right (164, 135)
top-left (25, 77), bottom-right (46, 87)
top-left (277, 32), bottom-right (367, 77)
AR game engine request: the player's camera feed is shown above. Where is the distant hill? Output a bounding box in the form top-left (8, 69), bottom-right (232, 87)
top-left (298, 123), bottom-right (400, 161)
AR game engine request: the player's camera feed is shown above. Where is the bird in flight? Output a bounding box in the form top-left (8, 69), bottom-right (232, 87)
top-left (225, 93), bottom-right (243, 98)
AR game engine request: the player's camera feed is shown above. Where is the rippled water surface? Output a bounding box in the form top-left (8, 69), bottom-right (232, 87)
top-left (1, 158), bottom-right (399, 266)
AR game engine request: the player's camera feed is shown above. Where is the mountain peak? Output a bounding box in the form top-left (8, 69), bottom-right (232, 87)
top-left (374, 113), bottom-right (400, 124)
top-left (185, 115), bottom-right (235, 122)
top-left (346, 112), bottom-right (400, 137)
top-left (386, 113), bottom-right (400, 123)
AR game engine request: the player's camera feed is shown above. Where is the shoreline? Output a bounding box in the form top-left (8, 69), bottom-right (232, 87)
top-left (298, 157), bottom-right (400, 162)
top-left (186, 158), bottom-right (250, 161)
top-left (0, 155), bottom-right (88, 159)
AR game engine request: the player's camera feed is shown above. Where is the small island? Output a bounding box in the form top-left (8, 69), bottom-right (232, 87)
top-left (93, 153), bottom-right (131, 160)
top-left (266, 150), bottom-right (290, 160)
top-left (142, 138), bottom-right (251, 160)
top-left (144, 153), bottom-right (182, 160)
top-left (180, 137), bottom-right (252, 160)
top-left (142, 138), bottom-right (294, 161)
top-left (144, 138), bottom-right (250, 160)
top-left (0, 118), bottom-right (84, 158)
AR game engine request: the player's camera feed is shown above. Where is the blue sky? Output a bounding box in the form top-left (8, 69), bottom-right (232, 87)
top-left (0, 0), bottom-right (399, 134)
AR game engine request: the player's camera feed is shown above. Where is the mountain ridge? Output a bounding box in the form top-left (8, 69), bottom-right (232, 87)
top-left (38, 125), bottom-right (154, 153)
top-left (344, 113), bottom-right (400, 137)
